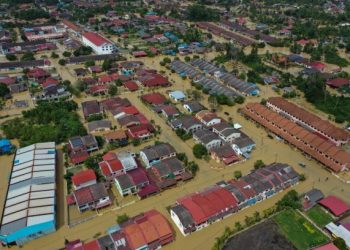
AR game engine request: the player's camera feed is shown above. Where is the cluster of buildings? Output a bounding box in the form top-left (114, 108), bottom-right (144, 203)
top-left (23, 25), bottom-right (66, 41)
top-left (197, 22), bottom-right (255, 47)
top-left (242, 101), bottom-right (350, 172)
top-left (171, 163), bottom-right (299, 235)
top-left (0, 142), bottom-right (56, 245)
top-left (66, 210), bottom-right (175, 250)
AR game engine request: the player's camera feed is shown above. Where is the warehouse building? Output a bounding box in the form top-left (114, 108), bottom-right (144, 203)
top-left (0, 142), bottom-right (56, 246)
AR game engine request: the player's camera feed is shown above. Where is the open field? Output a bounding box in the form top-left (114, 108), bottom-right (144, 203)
top-left (274, 209), bottom-right (329, 250)
top-left (306, 206), bottom-right (333, 228)
top-left (223, 219), bottom-right (296, 250)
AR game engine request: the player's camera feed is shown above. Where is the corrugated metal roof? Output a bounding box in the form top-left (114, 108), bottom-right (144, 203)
top-left (0, 142), bottom-right (56, 236)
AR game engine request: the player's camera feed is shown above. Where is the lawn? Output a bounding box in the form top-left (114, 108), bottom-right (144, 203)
top-left (274, 209), bottom-right (329, 250)
top-left (306, 206), bottom-right (333, 228)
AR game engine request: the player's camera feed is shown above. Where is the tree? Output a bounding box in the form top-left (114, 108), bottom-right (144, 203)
top-left (254, 160), bottom-right (265, 169)
top-left (253, 211), bottom-right (261, 222)
top-left (85, 60), bottom-right (95, 67)
top-left (51, 52), bottom-right (59, 59)
top-left (109, 85), bottom-right (118, 96)
top-left (276, 190), bottom-right (301, 210)
top-left (102, 58), bottom-right (114, 71)
top-left (187, 161), bottom-right (199, 175)
top-left (184, 56), bottom-right (191, 62)
top-left (234, 221), bottom-right (243, 231)
top-left (192, 144), bottom-right (208, 159)
top-left (333, 238), bottom-right (347, 250)
top-left (116, 213), bottom-right (129, 224)
top-left (58, 59), bottom-right (66, 66)
top-left (234, 170), bottom-right (242, 179)
top-left (235, 96), bottom-right (245, 104)
top-left (21, 52), bottom-right (35, 61)
top-left (62, 51), bottom-right (72, 57)
top-left (299, 174), bottom-right (306, 181)
top-left (6, 54), bottom-right (17, 61)
top-left (186, 4), bottom-right (219, 21)
top-left (0, 83), bottom-right (10, 99)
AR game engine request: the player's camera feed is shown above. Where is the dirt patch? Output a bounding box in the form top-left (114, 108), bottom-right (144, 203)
top-left (223, 220), bottom-right (296, 250)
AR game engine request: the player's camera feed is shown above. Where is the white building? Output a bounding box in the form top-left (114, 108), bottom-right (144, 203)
top-left (81, 32), bottom-right (115, 55)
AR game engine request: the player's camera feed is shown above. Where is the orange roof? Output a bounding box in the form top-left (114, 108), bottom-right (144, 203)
top-left (146, 212), bottom-right (173, 239)
top-left (124, 224), bottom-right (147, 249)
top-left (138, 221), bottom-right (159, 244)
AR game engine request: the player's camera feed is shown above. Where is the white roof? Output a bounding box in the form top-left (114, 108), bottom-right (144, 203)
top-left (0, 142), bottom-right (56, 235)
top-left (326, 223), bottom-right (350, 247)
top-left (27, 214), bottom-right (54, 226)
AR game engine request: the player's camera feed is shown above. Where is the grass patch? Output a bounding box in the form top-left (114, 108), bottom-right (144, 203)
top-left (306, 206), bottom-right (333, 228)
top-left (274, 209), bottom-right (329, 250)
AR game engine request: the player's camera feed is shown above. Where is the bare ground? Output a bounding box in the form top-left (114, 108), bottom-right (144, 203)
top-left (223, 220), bottom-right (296, 250)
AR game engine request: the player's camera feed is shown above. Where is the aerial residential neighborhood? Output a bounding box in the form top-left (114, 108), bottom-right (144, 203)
top-left (0, 0), bottom-right (350, 250)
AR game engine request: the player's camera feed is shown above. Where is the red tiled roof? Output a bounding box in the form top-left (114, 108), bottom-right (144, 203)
top-left (326, 77), bottom-right (349, 88)
top-left (132, 51), bottom-right (147, 57)
top-left (267, 97), bottom-right (350, 143)
top-left (124, 81), bottom-right (139, 91)
top-left (62, 19), bottom-right (81, 32)
top-left (318, 195), bottom-right (350, 216)
top-left (102, 151), bottom-right (117, 161)
top-left (72, 169), bottom-right (96, 186)
top-left (83, 32), bottom-right (111, 46)
top-left (179, 197), bottom-right (207, 225)
top-left (89, 84), bottom-right (109, 94)
top-left (70, 150), bottom-right (89, 165)
top-left (83, 240), bottom-right (101, 250)
top-left (243, 103), bottom-right (350, 172)
top-left (141, 93), bottom-right (166, 105)
top-left (313, 243), bottom-right (339, 250)
top-left (42, 77), bottom-right (59, 88)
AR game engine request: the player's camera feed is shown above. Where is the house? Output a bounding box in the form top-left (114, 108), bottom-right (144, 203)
top-left (326, 77), bottom-right (349, 88)
top-left (115, 168), bottom-right (150, 196)
top-left (231, 131), bottom-right (255, 156)
top-left (183, 101), bottom-right (205, 113)
top-left (140, 143), bottom-right (177, 168)
top-left (151, 158), bottom-right (186, 182)
top-left (313, 243), bottom-right (339, 250)
top-left (141, 93), bottom-right (167, 105)
top-left (88, 85), bottom-right (109, 95)
top-left (212, 122), bottom-right (241, 144)
top-left (81, 100), bottom-right (102, 119)
top-left (170, 116), bottom-right (203, 133)
top-left (169, 90), bottom-right (186, 102)
top-left (100, 97), bottom-right (131, 112)
top-left (111, 105), bottom-right (139, 120)
top-left (325, 223), bottom-right (350, 248)
top-left (123, 80), bottom-right (139, 91)
top-left (104, 130), bottom-right (128, 146)
top-left (210, 144), bottom-right (239, 165)
top-left (138, 73), bottom-right (170, 88)
top-left (303, 189), bottom-right (324, 211)
top-left (0, 139), bottom-right (12, 154)
top-left (196, 110), bottom-right (221, 127)
top-left (318, 196), bottom-right (350, 217)
top-left (33, 85), bottom-right (71, 103)
top-left (72, 183), bottom-right (111, 212)
top-left (171, 163), bottom-right (299, 236)
top-left (132, 51), bottom-right (147, 57)
top-left (193, 130), bottom-right (222, 150)
top-left (161, 105), bottom-right (180, 119)
top-left (87, 120), bottom-right (112, 133)
top-left (71, 169), bottom-right (97, 190)
top-left (82, 32), bottom-right (115, 55)
top-left (127, 124), bottom-right (155, 140)
top-left (68, 135), bottom-right (99, 153)
top-left (108, 210), bottom-right (175, 249)
top-left (69, 150), bottom-right (90, 165)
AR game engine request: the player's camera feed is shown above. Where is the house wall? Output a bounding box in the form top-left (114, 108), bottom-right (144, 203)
top-left (0, 220), bottom-right (56, 245)
top-left (81, 37), bottom-right (114, 55)
top-left (170, 210), bottom-right (188, 236)
top-left (205, 140), bottom-right (222, 150)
